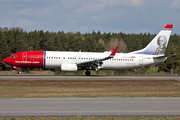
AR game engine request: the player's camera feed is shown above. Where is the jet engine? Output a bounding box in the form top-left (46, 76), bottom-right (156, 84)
top-left (61, 63), bottom-right (78, 72)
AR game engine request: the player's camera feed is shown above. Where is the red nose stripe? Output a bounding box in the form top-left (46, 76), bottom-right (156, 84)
top-left (3, 58), bottom-right (8, 64)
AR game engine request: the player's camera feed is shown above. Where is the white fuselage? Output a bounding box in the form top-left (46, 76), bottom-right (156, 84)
top-left (45, 51), bottom-right (165, 70)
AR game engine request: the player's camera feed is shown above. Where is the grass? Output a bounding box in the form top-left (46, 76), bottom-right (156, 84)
top-left (0, 69), bottom-right (176, 75)
top-left (0, 117), bottom-right (180, 120)
top-left (0, 79), bottom-right (180, 98)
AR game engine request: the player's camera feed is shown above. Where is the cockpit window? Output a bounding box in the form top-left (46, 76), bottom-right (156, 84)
top-left (10, 55), bottom-right (17, 58)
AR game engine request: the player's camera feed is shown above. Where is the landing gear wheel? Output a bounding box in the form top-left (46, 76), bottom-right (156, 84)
top-left (85, 70), bottom-right (91, 76)
top-left (18, 70), bottom-right (22, 74)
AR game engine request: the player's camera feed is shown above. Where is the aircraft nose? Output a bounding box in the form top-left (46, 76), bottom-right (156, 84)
top-left (3, 57), bottom-right (9, 64)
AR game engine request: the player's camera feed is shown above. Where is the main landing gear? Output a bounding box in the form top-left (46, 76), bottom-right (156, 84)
top-left (85, 70), bottom-right (91, 76)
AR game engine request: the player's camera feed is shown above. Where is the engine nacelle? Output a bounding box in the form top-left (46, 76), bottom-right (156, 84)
top-left (61, 63), bottom-right (78, 72)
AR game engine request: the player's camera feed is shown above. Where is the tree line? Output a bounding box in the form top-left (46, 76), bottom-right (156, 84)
top-left (0, 27), bottom-right (180, 74)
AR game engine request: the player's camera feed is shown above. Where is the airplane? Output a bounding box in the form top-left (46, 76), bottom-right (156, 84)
top-left (3, 24), bottom-right (174, 76)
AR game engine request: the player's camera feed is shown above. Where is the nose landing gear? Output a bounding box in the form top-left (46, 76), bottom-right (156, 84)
top-left (13, 66), bottom-right (22, 74)
top-left (85, 70), bottom-right (91, 76)
top-left (18, 71), bottom-right (22, 74)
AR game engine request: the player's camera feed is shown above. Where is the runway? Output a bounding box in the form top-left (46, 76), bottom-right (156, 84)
top-left (0, 98), bottom-right (180, 118)
top-left (1, 76), bottom-right (180, 118)
top-left (0, 75), bottom-right (180, 80)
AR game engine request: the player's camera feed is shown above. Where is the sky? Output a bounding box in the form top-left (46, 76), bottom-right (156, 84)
top-left (0, 0), bottom-right (180, 34)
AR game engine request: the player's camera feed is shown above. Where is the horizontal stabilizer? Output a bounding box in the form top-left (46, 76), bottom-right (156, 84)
top-left (153, 54), bottom-right (175, 59)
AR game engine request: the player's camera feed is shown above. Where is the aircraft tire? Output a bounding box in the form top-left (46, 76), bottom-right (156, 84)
top-left (85, 70), bottom-right (91, 76)
top-left (18, 70), bottom-right (22, 74)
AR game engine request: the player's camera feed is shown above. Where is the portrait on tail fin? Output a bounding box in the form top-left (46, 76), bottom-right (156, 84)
top-left (155, 36), bottom-right (167, 55)
top-left (129, 24), bottom-right (172, 55)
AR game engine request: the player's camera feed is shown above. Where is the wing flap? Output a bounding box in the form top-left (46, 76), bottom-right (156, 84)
top-left (77, 46), bottom-right (118, 67)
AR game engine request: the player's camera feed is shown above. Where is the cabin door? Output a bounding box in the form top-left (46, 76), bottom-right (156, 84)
top-left (22, 52), bottom-right (27, 61)
top-left (139, 56), bottom-right (143, 65)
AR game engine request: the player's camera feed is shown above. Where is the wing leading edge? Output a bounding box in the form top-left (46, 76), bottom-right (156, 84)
top-left (77, 46), bottom-right (119, 70)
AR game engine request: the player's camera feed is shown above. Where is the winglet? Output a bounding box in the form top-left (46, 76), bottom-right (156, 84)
top-left (110, 46), bottom-right (118, 57)
top-left (163, 24), bottom-right (173, 30)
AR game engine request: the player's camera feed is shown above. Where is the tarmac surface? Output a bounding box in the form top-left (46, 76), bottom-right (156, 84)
top-left (0, 75), bottom-right (180, 80)
top-left (0, 98), bottom-right (180, 118)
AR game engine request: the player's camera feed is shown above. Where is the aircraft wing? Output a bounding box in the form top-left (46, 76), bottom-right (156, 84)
top-left (77, 46), bottom-right (118, 69)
